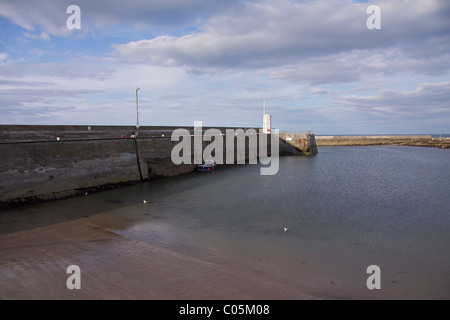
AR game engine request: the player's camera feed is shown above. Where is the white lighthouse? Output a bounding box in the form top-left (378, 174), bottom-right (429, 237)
top-left (263, 97), bottom-right (271, 134)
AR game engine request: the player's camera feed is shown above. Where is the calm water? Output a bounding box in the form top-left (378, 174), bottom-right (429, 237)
top-left (3, 146), bottom-right (450, 299)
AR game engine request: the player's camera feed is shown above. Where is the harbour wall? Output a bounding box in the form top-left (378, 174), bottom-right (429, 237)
top-left (316, 135), bottom-right (433, 146)
top-left (0, 125), bottom-right (317, 208)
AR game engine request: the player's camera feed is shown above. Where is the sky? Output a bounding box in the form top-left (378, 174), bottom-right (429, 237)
top-left (0, 0), bottom-right (449, 134)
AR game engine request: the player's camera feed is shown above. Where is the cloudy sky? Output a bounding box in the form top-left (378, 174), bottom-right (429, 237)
top-left (0, 0), bottom-right (449, 134)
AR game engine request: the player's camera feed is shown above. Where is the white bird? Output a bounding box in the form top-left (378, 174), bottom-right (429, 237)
top-left (284, 227), bottom-right (289, 232)
top-left (143, 200), bottom-right (147, 204)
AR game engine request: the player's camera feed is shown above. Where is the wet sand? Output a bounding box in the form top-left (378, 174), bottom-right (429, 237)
top-left (0, 213), bottom-right (319, 300)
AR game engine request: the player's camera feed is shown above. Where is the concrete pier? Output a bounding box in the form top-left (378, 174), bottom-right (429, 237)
top-left (315, 135), bottom-right (450, 148)
top-left (279, 132), bottom-right (318, 156)
top-left (0, 125), bottom-right (317, 208)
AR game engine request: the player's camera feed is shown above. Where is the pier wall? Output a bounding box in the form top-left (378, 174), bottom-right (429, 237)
top-left (279, 133), bottom-right (318, 156)
top-left (315, 135), bottom-right (433, 146)
top-left (0, 125), bottom-right (316, 207)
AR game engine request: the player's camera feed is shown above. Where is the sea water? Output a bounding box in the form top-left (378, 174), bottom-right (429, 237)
top-left (3, 146), bottom-right (449, 299)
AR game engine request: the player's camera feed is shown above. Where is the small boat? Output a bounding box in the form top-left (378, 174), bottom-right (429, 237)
top-left (197, 160), bottom-right (216, 172)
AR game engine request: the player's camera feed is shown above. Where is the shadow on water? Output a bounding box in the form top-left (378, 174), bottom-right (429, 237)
top-left (0, 163), bottom-right (257, 236)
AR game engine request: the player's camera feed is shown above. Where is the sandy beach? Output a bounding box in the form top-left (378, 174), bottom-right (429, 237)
top-left (0, 210), bottom-right (319, 300)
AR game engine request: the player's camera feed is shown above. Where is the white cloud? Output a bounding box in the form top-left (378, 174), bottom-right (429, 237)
top-left (267, 48), bottom-right (450, 86)
top-left (23, 31), bottom-right (51, 41)
top-left (0, 52), bottom-right (9, 62)
top-left (335, 81), bottom-right (450, 118)
top-left (111, 0), bottom-right (450, 75)
top-left (0, 0), bottom-right (71, 37)
top-left (0, 0), bottom-right (241, 38)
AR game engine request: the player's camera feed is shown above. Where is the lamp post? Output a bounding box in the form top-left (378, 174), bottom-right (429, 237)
top-left (134, 87), bottom-right (143, 181)
top-left (136, 87), bottom-right (140, 136)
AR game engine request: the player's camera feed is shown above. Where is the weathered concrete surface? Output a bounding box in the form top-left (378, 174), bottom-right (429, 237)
top-left (0, 138), bottom-right (149, 206)
top-left (279, 133), bottom-right (318, 156)
top-left (0, 125), bottom-right (315, 208)
top-left (0, 125), bottom-right (179, 142)
top-left (315, 135), bottom-right (450, 149)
